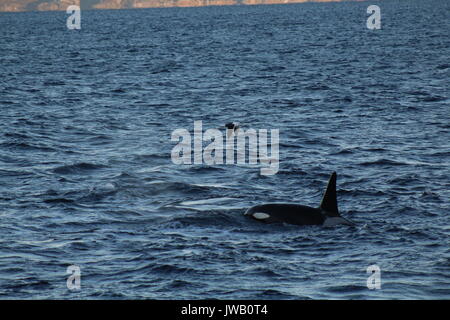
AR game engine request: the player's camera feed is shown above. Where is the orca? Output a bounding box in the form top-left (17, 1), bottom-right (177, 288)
top-left (225, 122), bottom-right (240, 132)
top-left (244, 172), bottom-right (354, 227)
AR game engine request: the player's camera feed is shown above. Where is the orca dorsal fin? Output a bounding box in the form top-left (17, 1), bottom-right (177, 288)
top-left (319, 172), bottom-right (339, 217)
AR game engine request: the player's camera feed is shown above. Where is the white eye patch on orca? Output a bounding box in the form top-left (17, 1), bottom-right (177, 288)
top-left (253, 212), bottom-right (270, 220)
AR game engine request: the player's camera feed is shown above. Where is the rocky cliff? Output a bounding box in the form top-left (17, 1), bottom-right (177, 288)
top-left (0, 0), bottom-right (79, 12)
top-left (0, 0), bottom-right (359, 12)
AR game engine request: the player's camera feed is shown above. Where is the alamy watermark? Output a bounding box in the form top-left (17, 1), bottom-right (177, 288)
top-left (66, 5), bottom-right (81, 30)
top-left (366, 265), bottom-right (381, 289)
top-left (171, 121), bottom-right (279, 176)
top-left (66, 265), bottom-right (81, 290)
top-left (367, 5), bottom-right (381, 30)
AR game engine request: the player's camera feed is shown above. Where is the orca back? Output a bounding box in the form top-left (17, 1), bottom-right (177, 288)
top-left (245, 204), bottom-right (325, 225)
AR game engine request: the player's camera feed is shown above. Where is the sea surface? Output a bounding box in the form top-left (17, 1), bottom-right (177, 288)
top-left (0, 0), bottom-right (449, 299)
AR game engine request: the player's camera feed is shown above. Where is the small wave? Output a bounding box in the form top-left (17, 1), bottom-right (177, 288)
top-left (43, 198), bottom-right (75, 204)
top-left (251, 267), bottom-right (282, 278)
top-left (166, 279), bottom-right (196, 289)
top-left (392, 206), bottom-right (420, 216)
top-left (305, 83), bottom-right (330, 91)
top-left (260, 66), bottom-right (286, 72)
top-left (325, 96), bottom-right (352, 103)
top-left (80, 183), bottom-right (118, 202)
top-left (144, 180), bottom-right (212, 196)
top-left (151, 264), bottom-right (195, 275)
top-left (324, 284), bottom-right (366, 293)
top-left (185, 165), bottom-right (227, 173)
top-left (148, 60), bottom-right (181, 74)
top-left (406, 90), bottom-right (429, 96)
top-left (360, 159), bottom-right (409, 167)
top-left (0, 100), bottom-right (16, 105)
top-left (365, 147), bottom-right (388, 152)
top-left (260, 289), bottom-right (300, 299)
top-left (67, 241), bottom-right (92, 251)
top-left (163, 211), bottom-right (240, 229)
top-left (420, 190), bottom-right (440, 200)
top-left (53, 162), bottom-right (108, 174)
top-left (339, 188), bottom-right (385, 197)
top-left (0, 141), bottom-right (57, 152)
top-left (332, 148), bottom-right (354, 155)
top-left (173, 197), bottom-right (243, 212)
top-left (0, 169), bottom-right (34, 177)
top-left (178, 197), bottom-right (237, 206)
top-left (387, 174), bottom-right (419, 186)
top-left (420, 95), bottom-right (447, 102)
top-left (43, 79), bottom-right (65, 86)
top-left (3, 132), bottom-right (30, 139)
top-left (88, 291), bottom-right (127, 299)
top-left (5, 279), bottom-right (52, 290)
top-left (276, 168), bottom-right (308, 176)
top-left (269, 99), bottom-right (304, 108)
top-left (132, 153), bottom-right (170, 162)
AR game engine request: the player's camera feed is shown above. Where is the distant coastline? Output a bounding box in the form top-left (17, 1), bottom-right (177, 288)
top-left (0, 0), bottom-right (366, 13)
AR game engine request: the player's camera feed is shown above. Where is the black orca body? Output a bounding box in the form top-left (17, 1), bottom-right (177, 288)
top-left (225, 122), bottom-right (239, 131)
top-left (245, 172), bottom-right (354, 227)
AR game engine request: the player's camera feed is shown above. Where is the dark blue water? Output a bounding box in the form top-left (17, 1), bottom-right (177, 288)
top-left (0, 0), bottom-right (449, 299)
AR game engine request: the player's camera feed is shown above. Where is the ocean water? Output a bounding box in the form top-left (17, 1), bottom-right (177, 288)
top-left (0, 0), bottom-right (449, 299)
